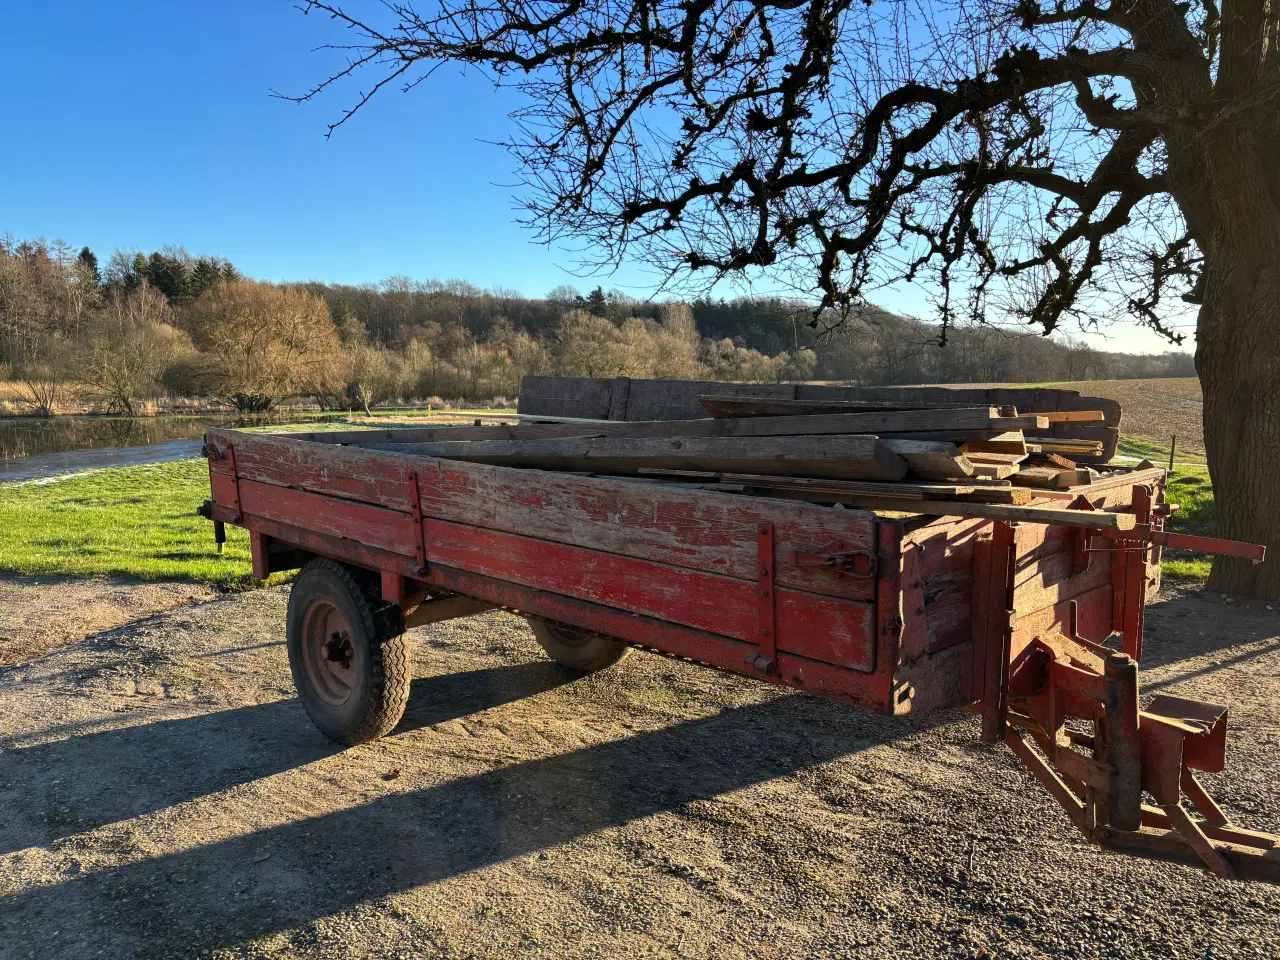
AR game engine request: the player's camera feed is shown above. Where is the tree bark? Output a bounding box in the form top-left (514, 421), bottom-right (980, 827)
top-left (1195, 208), bottom-right (1280, 599)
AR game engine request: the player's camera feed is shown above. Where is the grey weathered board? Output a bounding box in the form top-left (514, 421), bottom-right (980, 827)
top-left (361, 434), bottom-right (909, 481)
top-left (518, 376), bottom-right (1121, 462)
top-left (314, 407), bottom-right (1041, 449)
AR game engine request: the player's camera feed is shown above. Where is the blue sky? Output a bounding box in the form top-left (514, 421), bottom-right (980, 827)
top-left (0, 1), bottom-right (1188, 353)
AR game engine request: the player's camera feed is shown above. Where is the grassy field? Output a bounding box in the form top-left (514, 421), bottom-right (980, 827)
top-left (0, 412), bottom-right (518, 585)
top-left (0, 459), bottom-right (257, 585)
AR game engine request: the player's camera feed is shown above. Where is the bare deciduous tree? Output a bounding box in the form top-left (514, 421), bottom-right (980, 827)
top-left (293, 0), bottom-right (1280, 597)
top-left (17, 334), bottom-right (74, 416)
top-left (77, 282), bottom-right (191, 414)
top-left (184, 281), bottom-right (343, 412)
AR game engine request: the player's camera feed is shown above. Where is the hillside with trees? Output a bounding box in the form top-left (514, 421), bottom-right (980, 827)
top-left (1, 234), bottom-right (1192, 415)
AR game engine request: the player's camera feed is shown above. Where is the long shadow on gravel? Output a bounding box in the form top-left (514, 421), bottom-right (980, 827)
top-left (0, 661), bottom-right (574, 858)
top-left (1139, 590), bottom-right (1280, 671)
top-left (0, 690), bottom-right (927, 959)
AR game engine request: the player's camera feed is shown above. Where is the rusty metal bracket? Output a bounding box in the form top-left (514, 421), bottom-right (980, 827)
top-left (785, 548), bottom-right (877, 578)
top-left (1005, 634), bottom-right (1280, 882)
top-left (225, 443), bottom-right (243, 522)
top-left (407, 471), bottom-right (427, 576)
top-left (748, 522), bottom-right (777, 676)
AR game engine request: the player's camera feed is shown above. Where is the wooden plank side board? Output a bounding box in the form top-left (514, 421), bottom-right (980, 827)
top-left (363, 434), bottom-right (910, 481)
top-left (237, 479), bottom-right (419, 557)
top-left (206, 429), bottom-right (419, 511)
top-left (416, 457), bottom-right (880, 602)
top-left (206, 427), bottom-right (884, 602)
top-left (422, 518), bottom-right (877, 671)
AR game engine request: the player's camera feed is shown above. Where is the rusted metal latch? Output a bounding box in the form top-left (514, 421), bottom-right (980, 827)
top-left (785, 549), bottom-right (877, 578)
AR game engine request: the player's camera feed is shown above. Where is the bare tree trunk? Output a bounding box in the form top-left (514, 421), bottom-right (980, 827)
top-left (1196, 240), bottom-right (1280, 599)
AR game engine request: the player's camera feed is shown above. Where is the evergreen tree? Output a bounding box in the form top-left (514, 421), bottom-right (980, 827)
top-left (585, 286), bottom-right (608, 318)
top-left (190, 258), bottom-right (225, 299)
top-left (147, 251), bottom-right (189, 303)
top-left (130, 252), bottom-right (149, 290)
top-left (77, 246), bottom-right (101, 285)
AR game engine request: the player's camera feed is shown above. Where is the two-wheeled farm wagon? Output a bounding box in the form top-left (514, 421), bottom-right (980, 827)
top-left (199, 379), bottom-right (1279, 883)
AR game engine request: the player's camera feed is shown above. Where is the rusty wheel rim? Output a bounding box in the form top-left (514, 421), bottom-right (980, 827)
top-left (301, 598), bottom-right (357, 707)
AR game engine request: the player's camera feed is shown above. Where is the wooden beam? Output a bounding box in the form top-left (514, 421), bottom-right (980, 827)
top-left (959, 433), bottom-right (1029, 456)
top-left (799, 496), bottom-right (1136, 531)
top-left (957, 487), bottom-right (1035, 505)
top-left (690, 472), bottom-right (979, 499)
top-left (971, 463), bottom-right (1018, 480)
top-left (966, 451), bottom-right (1028, 466)
top-left (881, 439), bottom-right (976, 480)
top-left (697, 395), bottom-right (1017, 419)
top-left (635, 468), bottom-right (1035, 506)
top-left (1029, 410), bottom-right (1106, 423)
top-left (1026, 439), bottom-right (1105, 455)
top-left (364, 434), bottom-right (910, 482)
top-left (295, 409), bottom-right (1048, 447)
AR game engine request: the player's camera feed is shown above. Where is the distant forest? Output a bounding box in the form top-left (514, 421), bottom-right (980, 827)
top-left (0, 235), bottom-right (1193, 413)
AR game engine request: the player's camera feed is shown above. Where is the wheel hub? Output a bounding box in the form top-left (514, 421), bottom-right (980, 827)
top-left (301, 599), bottom-right (357, 707)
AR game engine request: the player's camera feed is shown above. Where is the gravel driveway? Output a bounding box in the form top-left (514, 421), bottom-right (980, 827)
top-left (0, 577), bottom-right (1277, 959)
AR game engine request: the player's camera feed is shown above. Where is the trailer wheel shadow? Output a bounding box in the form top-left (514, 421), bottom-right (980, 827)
top-left (0, 661), bottom-right (574, 858)
top-left (0, 678), bottom-right (931, 958)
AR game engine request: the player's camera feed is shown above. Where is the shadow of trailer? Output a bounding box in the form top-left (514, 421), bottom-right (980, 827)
top-left (197, 377), bottom-right (1277, 884)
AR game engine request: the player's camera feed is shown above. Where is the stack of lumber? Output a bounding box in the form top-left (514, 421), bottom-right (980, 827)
top-left (516, 375), bottom-right (1122, 463)
top-left (309, 396), bottom-right (1140, 532)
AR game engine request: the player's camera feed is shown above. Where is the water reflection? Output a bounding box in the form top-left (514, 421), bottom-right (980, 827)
top-left (0, 412), bottom-right (345, 483)
top-left (0, 413), bottom-right (342, 460)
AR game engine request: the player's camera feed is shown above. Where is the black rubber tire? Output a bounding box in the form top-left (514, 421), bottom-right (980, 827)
top-left (525, 617), bottom-right (631, 673)
top-left (286, 558), bottom-right (410, 745)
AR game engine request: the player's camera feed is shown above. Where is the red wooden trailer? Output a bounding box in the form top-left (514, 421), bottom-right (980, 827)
top-left (198, 424), bottom-right (1280, 883)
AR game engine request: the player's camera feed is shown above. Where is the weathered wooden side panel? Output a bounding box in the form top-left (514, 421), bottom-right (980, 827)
top-left (885, 475), bottom-right (1163, 714)
top-left (208, 431), bottom-right (418, 511)
top-left (416, 457), bottom-right (879, 602)
top-left (423, 519), bottom-right (876, 671)
top-left (205, 428), bottom-right (881, 672)
top-left (205, 432), bottom-right (880, 603)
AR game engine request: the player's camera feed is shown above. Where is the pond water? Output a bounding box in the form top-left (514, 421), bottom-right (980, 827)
top-left (0, 412), bottom-right (344, 484)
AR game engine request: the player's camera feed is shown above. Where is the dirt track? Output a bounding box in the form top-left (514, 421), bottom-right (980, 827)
top-left (1, 577), bottom-right (1278, 960)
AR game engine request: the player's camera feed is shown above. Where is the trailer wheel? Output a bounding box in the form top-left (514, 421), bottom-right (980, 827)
top-left (525, 617), bottom-right (631, 673)
top-left (286, 559), bottom-right (410, 745)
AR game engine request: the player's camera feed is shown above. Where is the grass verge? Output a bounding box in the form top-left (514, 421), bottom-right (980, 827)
top-left (0, 459), bottom-right (257, 586)
top-left (1160, 461), bottom-right (1215, 579)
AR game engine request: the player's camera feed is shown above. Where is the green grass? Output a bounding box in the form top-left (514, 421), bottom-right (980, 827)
top-left (0, 459), bottom-right (259, 585)
top-left (1116, 435), bottom-right (1206, 465)
top-left (1160, 461), bottom-right (1215, 579)
top-left (0, 410), bottom-right (517, 586)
